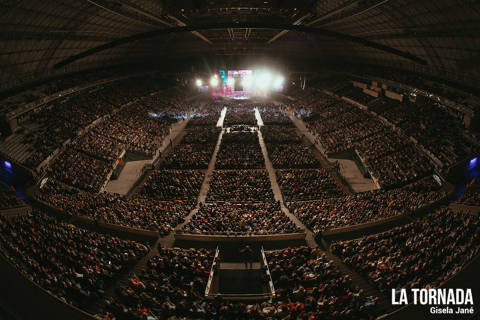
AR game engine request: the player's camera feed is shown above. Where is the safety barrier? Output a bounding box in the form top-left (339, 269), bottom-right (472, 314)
top-left (174, 232), bottom-right (306, 242)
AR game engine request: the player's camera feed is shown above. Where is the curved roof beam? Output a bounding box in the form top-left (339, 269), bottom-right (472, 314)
top-left (53, 22), bottom-right (427, 69)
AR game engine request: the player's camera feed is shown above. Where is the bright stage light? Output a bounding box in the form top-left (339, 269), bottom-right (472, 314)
top-left (241, 76), bottom-right (253, 89)
top-left (273, 75), bottom-right (284, 89)
top-left (195, 79), bottom-right (202, 87)
top-left (257, 71), bottom-right (272, 90)
top-left (210, 76), bottom-right (219, 87)
top-left (227, 77), bottom-right (235, 87)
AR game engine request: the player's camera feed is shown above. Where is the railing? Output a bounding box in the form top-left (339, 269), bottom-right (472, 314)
top-left (174, 232), bottom-right (306, 242)
top-left (0, 206), bottom-right (32, 218)
top-left (204, 246), bottom-right (220, 297)
top-left (261, 246), bottom-right (275, 297)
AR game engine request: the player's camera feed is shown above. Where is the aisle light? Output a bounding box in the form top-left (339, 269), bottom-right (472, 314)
top-left (3, 161), bottom-right (12, 169)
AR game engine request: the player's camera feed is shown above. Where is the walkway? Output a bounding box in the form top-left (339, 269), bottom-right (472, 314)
top-left (449, 203), bottom-right (480, 216)
top-left (254, 108), bottom-right (264, 126)
top-left (330, 157), bottom-right (377, 193)
top-left (104, 117), bottom-right (189, 195)
top-left (217, 107), bottom-right (227, 127)
top-left (170, 113), bottom-right (225, 242)
top-left (289, 111), bottom-right (376, 193)
top-left (196, 129), bottom-right (224, 204)
top-left (257, 112), bottom-right (317, 248)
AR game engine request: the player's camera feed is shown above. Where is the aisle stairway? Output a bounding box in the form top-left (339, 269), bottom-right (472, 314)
top-left (0, 134), bottom-right (33, 164)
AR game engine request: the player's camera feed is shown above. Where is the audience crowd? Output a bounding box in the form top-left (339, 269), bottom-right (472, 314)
top-left (48, 149), bottom-right (113, 193)
top-left (364, 145), bottom-right (433, 188)
top-left (163, 120), bottom-right (220, 169)
top-left (332, 208), bottom-right (480, 293)
top-left (162, 143), bottom-right (215, 169)
top-left (294, 91), bottom-right (436, 188)
top-left (288, 177), bottom-right (445, 234)
top-left (19, 77), bottom-right (173, 168)
top-left (261, 126), bottom-right (301, 143)
top-left (216, 141), bottom-right (265, 169)
top-left (3, 90), bottom-right (479, 320)
top-left (221, 129), bottom-right (259, 144)
top-left (95, 102), bottom-right (175, 156)
top-left (183, 202), bottom-right (302, 235)
top-left (97, 246), bottom-right (378, 319)
top-left (207, 170), bottom-right (274, 202)
top-left (0, 182), bottom-right (24, 209)
top-left (277, 169), bottom-right (345, 201)
top-left (337, 86), bottom-right (377, 106)
top-left (99, 247), bottom-right (213, 320)
top-left (266, 247), bottom-right (377, 319)
top-left (259, 108), bottom-right (292, 126)
top-left (267, 143), bottom-right (321, 168)
top-left (37, 179), bottom-right (193, 235)
top-left (0, 211), bottom-right (149, 309)
top-left (182, 127), bottom-right (221, 144)
top-left (223, 107), bottom-right (257, 126)
top-left (141, 170), bottom-right (204, 201)
top-left (187, 108), bottom-right (221, 127)
top-left (368, 97), bottom-right (479, 168)
top-left (71, 130), bottom-right (124, 162)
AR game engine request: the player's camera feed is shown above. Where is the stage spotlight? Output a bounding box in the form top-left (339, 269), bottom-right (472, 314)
top-left (258, 71), bottom-right (272, 90)
top-left (210, 76), bottom-right (219, 87)
top-left (241, 76), bottom-right (252, 89)
top-left (195, 79), bottom-right (202, 87)
top-left (273, 75), bottom-right (284, 89)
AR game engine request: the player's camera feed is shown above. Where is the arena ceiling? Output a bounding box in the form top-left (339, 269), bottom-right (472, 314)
top-left (1, 0), bottom-right (480, 92)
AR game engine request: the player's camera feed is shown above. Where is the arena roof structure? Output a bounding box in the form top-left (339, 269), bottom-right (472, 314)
top-left (1, 0), bottom-right (480, 92)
